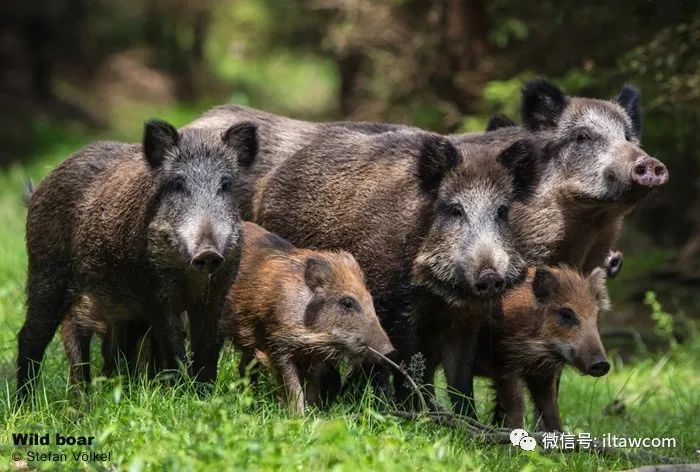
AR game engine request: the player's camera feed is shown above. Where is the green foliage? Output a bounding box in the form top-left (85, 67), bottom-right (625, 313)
top-left (644, 291), bottom-right (677, 349)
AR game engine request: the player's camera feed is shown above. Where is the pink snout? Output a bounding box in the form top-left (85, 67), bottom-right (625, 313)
top-left (631, 157), bottom-right (668, 188)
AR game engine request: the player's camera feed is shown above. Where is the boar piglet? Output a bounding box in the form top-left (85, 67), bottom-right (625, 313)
top-left (221, 222), bottom-right (395, 414)
top-left (475, 265), bottom-right (610, 431)
top-left (18, 120), bottom-right (257, 398)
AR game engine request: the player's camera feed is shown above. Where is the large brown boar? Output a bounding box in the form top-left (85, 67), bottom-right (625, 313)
top-left (17, 120), bottom-right (257, 398)
top-left (221, 222), bottom-right (395, 414)
top-left (475, 266), bottom-right (610, 431)
top-left (252, 128), bottom-right (540, 415)
top-left (185, 105), bottom-right (408, 219)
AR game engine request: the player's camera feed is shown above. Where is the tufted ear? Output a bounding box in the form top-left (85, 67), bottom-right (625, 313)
top-left (497, 139), bottom-right (540, 202)
top-left (486, 114), bottom-right (518, 131)
top-left (532, 266), bottom-right (558, 303)
top-left (616, 84), bottom-right (642, 139)
top-left (418, 135), bottom-right (461, 192)
top-left (305, 256), bottom-right (333, 292)
top-left (223, 121), bottom-right (258, 167)
top-left (143, 119), bottom-right (179, 169)
top-left (587, 267), bottom-right (611, 311)
top-left (521, 79), bottom-right (568, 131)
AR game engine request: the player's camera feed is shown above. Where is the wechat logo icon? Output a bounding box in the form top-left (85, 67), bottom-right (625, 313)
top-left (510, 428), bottom-right (537, 451)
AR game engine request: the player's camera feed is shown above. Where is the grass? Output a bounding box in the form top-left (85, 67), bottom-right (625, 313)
top-left (0, 118), bottom-right (699, 471)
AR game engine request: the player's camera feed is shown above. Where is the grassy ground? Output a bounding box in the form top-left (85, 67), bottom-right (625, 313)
top-left (0, 118), bottom-right (698, 471)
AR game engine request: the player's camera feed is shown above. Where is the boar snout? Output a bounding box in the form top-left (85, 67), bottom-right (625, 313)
top-left (473, 269), bottom-right (505, 298)
top-left (586, 355), bottom-right (610, 377)
top-left (631, 156), bottom-right (668, 188)
top-left (191, 248), bottom-right (224, 273)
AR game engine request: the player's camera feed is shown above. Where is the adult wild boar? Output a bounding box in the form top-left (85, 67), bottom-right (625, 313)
top-left (17, 120), bottom-right (257, 398)
top-left (450, 80), bottom-right (668, 273)
top-left (253, 128), bottom-right (540, 414)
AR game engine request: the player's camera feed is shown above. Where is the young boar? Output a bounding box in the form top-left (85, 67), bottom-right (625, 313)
top-left (17, 120), bottom-right (257, 398)
top-left (221, 222), bottom-right (395, 414)
top-left (475, 266), bottom-right (610, 431)
top-left (253, 128), bottom-right (540, 415)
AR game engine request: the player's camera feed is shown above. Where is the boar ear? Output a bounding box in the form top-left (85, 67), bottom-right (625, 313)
top-left (616, 84), bottom-right (642, 139)
top-left (486, 114), bottom-right (518, 131)
top-left (305, 256), bottom-right (333, 292)
top-left (521, 79), bottom-right (568, 131)
top-left (143, 119), bottom-right (179, 169)
top-left (587, 267), bottom-right (611, 311)
top-left (223, 121), bottom-right (258, 167)
top-left (532, 266), bottom-right (557, 303)
top-left (497, 140), bottom-right (540, 202)
top-left (418, 135), bottom-right (461, 192)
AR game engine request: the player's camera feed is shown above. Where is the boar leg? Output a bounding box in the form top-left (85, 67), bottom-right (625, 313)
top-left (275, 358), bottom-right (304, 414)
top-left (148, 304), bottom-right (186, 376)
top-left (104, 321), bottom-right (151, 377)
top-left (189, 304), bottom-right (225, 384)
top-left (581, 219), bottom-right (623, 276)
top-left (306, 365), bottom-right (340, 408)
top-left (441, 330), bottom-right (479, 417)
top-left (61, 318), bottom-right (92, 386)
top-left (17, 271), bottom-right (74, 400)
top-left (491, 375), bottom-right (525, 428)
top-left (525, 371), bottom-right (563, 431)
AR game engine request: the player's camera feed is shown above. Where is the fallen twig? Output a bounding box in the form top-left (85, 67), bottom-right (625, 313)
top-left (367, 346), bottom-right (428, 412)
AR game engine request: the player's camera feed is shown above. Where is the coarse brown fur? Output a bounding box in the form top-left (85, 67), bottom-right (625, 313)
top-left (18, 122), bottom-right (255, 398)
top-left (185, 105), bottom-right (409, 219)
top-left (475, 266), bottom-right (610, 431)
top-left (221, 222), bottom-right (394, 413)
top-left (253, 128), bottom-right (538, 415)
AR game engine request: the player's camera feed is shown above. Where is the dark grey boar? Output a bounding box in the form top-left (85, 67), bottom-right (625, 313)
top-left (252, 128), bottom-right (540, 415)
top-left (17, 120), bottom-right (257, 398)
top-left (220, 222), bottom-right (395, 413)
top-left (475, 265), bottom-right (610, 431)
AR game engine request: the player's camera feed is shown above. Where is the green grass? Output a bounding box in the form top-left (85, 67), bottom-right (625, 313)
top-left (0, 120), bottom-right (698, 471)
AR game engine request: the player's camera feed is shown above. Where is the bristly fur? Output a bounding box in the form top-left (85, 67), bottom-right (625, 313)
top-left (22, 122), bottom-right (250, 398)
top-left (221, 222), bottom-right (393, 413)
top-left (475, 265), bottom-right (610, 431)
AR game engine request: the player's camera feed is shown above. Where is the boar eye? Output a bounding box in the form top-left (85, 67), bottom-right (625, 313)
top-left (558, 307), bottom-right (579, 326)
top-left (219, 177), bottom-right (233, 194)
top-left (446, 203), bottom-right (465, 219)
top-left (339, 296), bottom-right (358, 311)
top-left (576, 132), bottom-right (591, 143)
